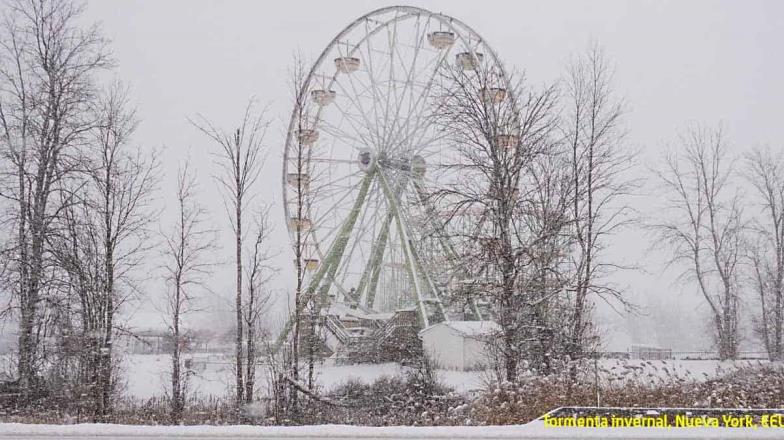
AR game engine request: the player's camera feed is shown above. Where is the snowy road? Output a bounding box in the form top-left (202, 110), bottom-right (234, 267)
top-left (1, 422), bottom-right (782, 439)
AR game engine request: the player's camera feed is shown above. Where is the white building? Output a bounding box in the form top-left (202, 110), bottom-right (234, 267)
top-left (419, 321), bottom-right (500, 371)
top-left (628, 343), bottom-right (672, 360)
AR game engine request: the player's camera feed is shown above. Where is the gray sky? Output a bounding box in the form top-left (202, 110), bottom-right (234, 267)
top-left (80, 0), bottom-right (784, 351)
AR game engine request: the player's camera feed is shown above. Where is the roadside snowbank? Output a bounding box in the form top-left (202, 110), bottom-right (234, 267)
top-left (1, 421), bottom-right (781, 439)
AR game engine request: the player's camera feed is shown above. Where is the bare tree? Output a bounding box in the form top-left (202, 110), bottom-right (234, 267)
top-left (50, 84), bottom-right (158, 419)
top-left (745, 146), bottom-right (784, 360)
top-left (243, 207), bottom-right (274, 403)
top-left (191, 102), bottom-right (267, 410)
top-left (561, 46), bottom-right (634, 363)
top-left (518, 151), bottom-right (576, 373)
top-left (0, 0), bottom-right (111, 395)
top-left (652, 124), bottom-right (743, 360)
top-left (433, 61), bottom-right (560, 381)
top-left (288, 53), bottom-right (315, 399)
top-left (161, 162), bottom-right (215, 423)
top-left (269, 54), bottom-right (319, 416)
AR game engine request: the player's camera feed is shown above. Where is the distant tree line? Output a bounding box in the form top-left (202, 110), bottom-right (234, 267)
top-left (652, 125), bottom-right (784, 361)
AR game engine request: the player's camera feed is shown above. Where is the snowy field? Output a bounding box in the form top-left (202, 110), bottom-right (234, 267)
top-left (1, 356), bottom-right (779, 438)
top-left (1, 421), bottom-right (781, 439)
top-left (121, 354), bottom-right (772, 400)
top-left (1, 353), bottom-right (771, 401)
top-left (121, 355), bottom-right (490, 400)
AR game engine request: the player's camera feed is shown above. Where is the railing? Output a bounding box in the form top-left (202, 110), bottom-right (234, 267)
top-left (323, 315), bottom-right (350, 346)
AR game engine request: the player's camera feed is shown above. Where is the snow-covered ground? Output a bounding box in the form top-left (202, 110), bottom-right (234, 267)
top-left (0, 356), bottom-right (778, 438)
top-left (121, 354), bottom-right (770, 401)
top-left (1, 421), bottom-right (781, 439)
top-left (121, 355), bottom-right (489, 400)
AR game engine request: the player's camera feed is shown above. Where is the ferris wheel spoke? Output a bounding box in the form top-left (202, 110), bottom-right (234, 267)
top-left (312, 168), bottom-right (366, 190)
top-left (329, 82), bottom-right (379, 147)
top-left (336, 56), bottom-right (384, 149)
top-left (393, 66), bottom-right (454, 156)
top-left (307, 172), bottom-right (365, 225)
top-left (383, 16), bottom-right (427, 152)
top-left (318, 115), bottom-right (371, 148)
top-left (390, 58), bottom-right (451, 155)
top-left (363, 19), bottom-right (387, 148)
top-left (385, 53), bottom-right (446, 156)
top-left (288, 169), bottom-right (359, 208)
top-left (382, 16), bottom-right (401, 146)
top-left (306, 157), bottom-right (356, 165)
top-left (392, 117), bottom-right (449, 159)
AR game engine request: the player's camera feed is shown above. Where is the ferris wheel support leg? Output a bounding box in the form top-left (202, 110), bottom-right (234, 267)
top-left (411, 179), bottom-right (484, 321)
top-left (356, 179), bottom-right (408, 310)
top-left (378, 171), bottom-right (443, 328)
top-left (407, 232), bottom-right (449, 323)
top-left (356, 210), bottom-right (393, 310)
top-left (412, 179), bottom-right (459, 260)
top-left (273, 171), bottom-right (375, 354)
top-left (314, 170), bottom-right (375, 306)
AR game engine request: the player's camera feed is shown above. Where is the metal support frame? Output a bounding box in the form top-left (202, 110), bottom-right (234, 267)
top-left (376, 170), bottom-right (448, 328)
top-left (411, 179), bottom-right (484, 320)
top-left (356, 177), bottom-right (408, 310)
top-left (277, 5), bottom-right (514, 353)
top-left (274, 171), bottom-right (375, 352)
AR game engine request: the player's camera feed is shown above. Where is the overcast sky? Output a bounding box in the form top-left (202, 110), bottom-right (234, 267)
top-left (78, 0), bottom-right (784, 351)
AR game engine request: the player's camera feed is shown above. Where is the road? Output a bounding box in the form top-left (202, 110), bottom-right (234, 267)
top-left (1, 422), bottom-right (782, 439)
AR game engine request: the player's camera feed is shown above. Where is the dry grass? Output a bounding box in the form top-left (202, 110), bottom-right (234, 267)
top-left (471, 362), bottom-right (784, 425)
top-left (3, 361), bottom-right (782, 426)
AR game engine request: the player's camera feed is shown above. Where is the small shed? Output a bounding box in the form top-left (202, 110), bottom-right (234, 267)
top-left (419, 321), bottom-right (500, 371)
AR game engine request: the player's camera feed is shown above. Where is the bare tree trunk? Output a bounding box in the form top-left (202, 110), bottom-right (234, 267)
top-left (244, 208), bottom-right (274, 404)
top-left (234, 177), bottom-right (244, 407)
top-left (49, 84), bottom-right (157, 419)
top-left (746, 146), bottom-right (784, 360)
top-left (563, 46), bottom-right (631, 365)
top-left (287, 54), bottom-right (312, 413)
top-left (432, 53), bottom-right (560, 382)
top-left (171, 285), bottom-right (182, 421)
top-left (162, 163), bottom-right (214, 423)
top-left (652, 124), bottom-right (742, 360)
top-left (0, 0), bottom-right (111, 398)
top-left (192, 103), bottom-right (267, 412)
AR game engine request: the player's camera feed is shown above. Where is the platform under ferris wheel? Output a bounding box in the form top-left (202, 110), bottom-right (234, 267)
top-left (277, 6), bottom-right (515, 357)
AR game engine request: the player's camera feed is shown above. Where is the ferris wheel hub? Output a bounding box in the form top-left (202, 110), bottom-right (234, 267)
top-left (372, 153), bottom-right (427, 178)
top-left (358, 149), bottom-right (375, 172)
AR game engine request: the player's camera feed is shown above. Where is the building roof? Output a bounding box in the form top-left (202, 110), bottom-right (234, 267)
top-left (419, 320), bottom-right (500, 337)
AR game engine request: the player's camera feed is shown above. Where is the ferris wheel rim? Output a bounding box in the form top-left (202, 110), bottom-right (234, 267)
top-left (282, 5), bottom-right (511, 220)
top-left (281, 5), bottom-right (515, 306)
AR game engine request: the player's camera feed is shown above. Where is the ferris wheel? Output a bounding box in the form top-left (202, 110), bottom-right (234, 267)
top-left (281, 6), bottom-right (513, 343)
